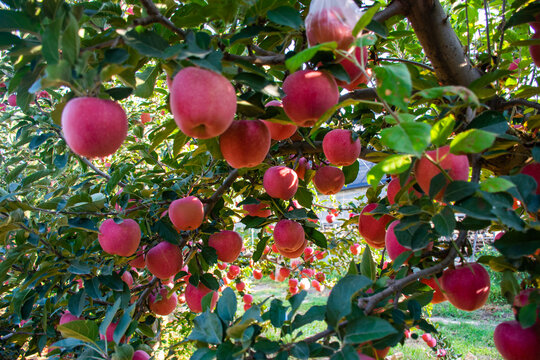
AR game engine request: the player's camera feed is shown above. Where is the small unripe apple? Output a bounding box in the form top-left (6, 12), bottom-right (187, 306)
top-left (313, 166), bottom-right (345, 195)
top-left (98, 219), bottom-right (141, 257)
top-left (168, 196), bottom-right (204, 231)
top-left (170, 67), bottom-right (237, 139)
top-left (243, 202), bottom-right (272, 218)
top-left (494, 320), bottom-right (540, 360)
top-left (185, 282), bottom-right (218, 313)
top-left (358, 203), bottom-right (393, 249)
top-left (282, 70), bottom-right (339, 127)
top-left (253, 269), bottom-right (263, 280)
top-left (220, 120), bottom-right (271, 168)
top-left (62, 97), bottom-right (128, 158)
top-left (322, 129), bottom-right (361, 166)
top-left (274, 219), bottom-right (305, 252)
top-left (149, 287), bottom-right (178, 316)
top-left (208, 230), bottom-right (243, 263)
top-left (145, 242), bottom-right (183, 280)
top-left (263, 166), bottom-right (299, 200)
top-left (440, 262), bottom-right (490, 311)
top-left (133, 350), bottom-right (151, 360)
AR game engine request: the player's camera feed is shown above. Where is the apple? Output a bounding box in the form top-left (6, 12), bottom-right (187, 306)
top-left (358, 203), bottom-right (394, 249)
top-left (170, 67), bottom-right (237, 139)
top-left (289, 286), bottom-right (299, 294)
top-left (494, 320), bottom-right (540, 360)
top-left (8, 94), bottom-right (17, 106)
top-left (168, 196), bottom-right (205, 231)
top-left (133, 350), bottom-right (151, 360)
top-left (59, 311), bottom-right (83, 325)
top-left (279, 267), bottom-right (291, 279)
top-left (261, 100), bottom-right (298, 140)
top-left (145, 241), bottom-right (184, 280)
top-left (98, 219), bottom-right (141, 257)
top-left (350, 243), bottom-right (360, 255)
top-left (100, 321), bottom-right (126, 343)
top-left (244, 303), bottom-right (252, 311)
top-left (288, 278), bottom-right (299, 287)
top-left (311, 279), bottom-right (321, 289)
top-left (149, 287), bottom-right (178, 316)
top-left (387, 177), bottom-right (421, 204)
top-left (279, 239), bottom-right (308, 259)
top-left (315, 272), bottom-right (325, 283)
top-left (274, 219), bottom-right (305, 253)
top-left (304, 246), bottom-right (314, 258)
top-left (243, 294), bottom-right (253, 304)
top-left (121, 271), bottom-right (134, 288)
top-left (217, 262), bottom-right (227, 270)
top-left (263, 166), bottom-right (299, 200)
top-left (243, 201), bottom-right (271, 218)
top-left (385, 220), bottom-right (412, 262)
top-left (420, 277), bottom-right (447, 304)
top-left (313, 166), bottom-right (345, 195)
top-left (440, 262), bottom-right (490, 311)
top-left (414, 145), bottom-right (470, 200)
top-left (335, 47), bottom-right (370, 91)
top-left (141, 112), bottom-right (152, 124)
top-left (306, 6), bottom-right (355, 50)
top-left (228, 265), bottom-right (241, 277)
top-left (513, 288), bottom-right (540, 318)
top-left (530, 32), bottom-right (540, 67)
top-left (208, 230), bottom-right (243, 263)
top-left (185, 282), bottom-right (218, 313)
top-left (282, 70), bottom-right (339, 127)
top-left (315, 250), bottom-right (325, 260)
top-left (236, 281), bottom-right (246, 292)
top-left (520, 162), bottom-right (540, 194)
top-left (294, 157), bottom-right (311, 181)
top-left (62, 97), bottom-right (128, 158)
top-left (326, 214), bottom-right (334, 223)
top-left (253, 269), bottom-right (263, 280)
top-left (508, 58), bottom-right (520, 71)
top-left (219, 119), bottom-right (271, 168)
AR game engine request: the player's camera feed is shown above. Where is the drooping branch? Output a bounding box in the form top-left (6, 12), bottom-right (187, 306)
top-left (493, 97), bottom-right (540, 112)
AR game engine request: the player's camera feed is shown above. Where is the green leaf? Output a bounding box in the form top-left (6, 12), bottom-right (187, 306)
top-left (344, 316), bottom-right (398, 344)
top-left (443, 181), bottom-right (479, 202)
top-left (268, 299), bottom-right (288, 328)
top-left (449, 129), bottom-right (496, 154)
top-left (343, 161), bottom-right (360, 185)
top-left (200, 273), bottom-right (220, 291)
top-left (480, 177), bottom-right (515, 193)
top-left (113, 305), bottom-right (134, 344)
top-left (505, 3), bottom-right (540, 29)
top-left (217, 287), bottom-right (237, 324)
top-left (494, 229), bottom-right (540, 258)
top-left (291, 305), bottom-right (326, 332)
top-left (267, 6), bottom-right (302, 29)
top-left (252, 236), bottom-right (269, 262)
top-left (380, 122), bottom-right (431, 156)
top-left (62, 14), bottom-right (80, 65)
top-left (360, 246), bottom-right (376, 281)
top-left (305, 227), bottom-right (327, 248)
top-left (394, 221), bottom-right (431, 250)
top-left (330, 345), bottom-right (359, 360)
top-left (290, 342), bottom-right (310, 359)
top-left (57, 320), bottom-right (99, 344)
top-left (415, 86), bottom-right (479, 107)
top-left (288, 290), bottom-right (307, 318)
top-left (106, 87), bottom-right (133, 101)
top-left (295, 187), bottom-right (314, 208)
top-left (285, 42), bottom-right (338, 72)
top-left (0, 10), bottom-right (39, 34)
top-left (469, 70), bottom-right (513, 91)
top-left (309, 98), bottom-right (359, 135)
top-left (432, 206), bottom-right (456, 237)
top-left (100, 297), bottom-right (121, 337)
top-left (466, 111), bottom-right (509, 135)
top-left (366, 155), bottom-right (412, 189)
top-left (135, 66), bottom-right (160, 98)
top-left (42, 18), bottom-right (62, 64)
top-left (113, 344), bottom-right (134, 360)
top-left (519, 303), bottom-right (538, 329)
top-left (374, 63), bottom-right (412, 110)
top-left (430, 116), bottom-right (455, 147)
top-left (352, 3), bottom-right (381, 37)
top-left (68, 289), bottom-right (86, 317)
top-left (453, 196), bottom-right (496, 221)
top-left (188, 312), bottom-right (223, 345)
top-left (326, 275), bottom-right (371, 328)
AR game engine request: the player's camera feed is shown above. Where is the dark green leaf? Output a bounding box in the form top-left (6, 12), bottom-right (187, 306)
top-left (188, 312), bottom-right (223, 345)
top-left (62, 14), bottom-right (80, 65)
top-left (57, 320), bottom-right (99, 344)
top-left (467, 111), bottom-right (509, 134)
top-left (360, 246), bottom-right (376, 281)
top-left (252, 236), bottom-right (269, 262)
top-left (290, 342), bottom-right (310, 359)
top-left (443, 181), bottom-right (479, 202)
top-left (374, 64), bottom-right (412, 111)
top-left (100, 298), bottom-right (121, 337)
top-left (269, 299), bottom-right (288, 328)
top-left (326, 275), bottom-right (371, 328)
top-left (295, 187), bottom-right (314, 208)
top-left (352, 3), bottom-right (381, 36)
top-left (0, 10), bottom-right (39, 34)
top-left (288, 290), bottom-right (307, 318)
top-left (432, 206), bottom-right (456, 237)
top-left (267, 6), bottom-right (302, 29)
top-left (217, 288), bottom-right (237, 324)
top-left (494, 229), bottom-right (540, 258)
top-left (304, 227), bottom-right (327, 248)
top-left (106, 87), bottom-right (133, 101)
top-left (344, 316), bottom-right (398, 344)
top-left (343, 161), bottom-right (360, 185)
top-left (201, 273), bottom-right (220, 291)
top-left (291, 305), bottom-right (326, 332)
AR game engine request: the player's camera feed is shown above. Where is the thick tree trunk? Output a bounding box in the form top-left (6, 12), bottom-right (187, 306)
top-left (400, 0), bottom-right (482, 86)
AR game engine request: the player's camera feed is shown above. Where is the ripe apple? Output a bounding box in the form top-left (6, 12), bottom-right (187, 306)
top-left (100, 321), bottom-right (126, 343)
top-left (219, 119), bottom-right (271, 168)
top-left (385, 220), bottom-right (412, 262)
top-left (228, 265), bottom-right (241, 277)
top-left (350, 243), bottom-right (360, 255)
top-left (208, 230), bottom-right (243, 263)
top-left (121, 271), bottom-right (134, 288)
top-left (520, 162), bottom-right (540, 194)
top-left (494, 320), bottom-right (540, 360)
top-left (243, 294), bottom-right (253, 304)
top-left (244, 303), bottom-right (252, 311)
top-left (59, 311), bottom-right (83, 325)
top-left (282, 70), bottom-right (339, 127)
top-left (440, 262), bottom-right (490, 311)
top-left (323, 129), bottom-right (361, 166)
top-left (387, 177), bottom-right (421, 204)
top-left (358, 203), bottom-right (393, 249)
top-left (420, 277), bottom-right (447, 304)
top-left (335, 47), bottom-right (370, 91)
top-left (185, 282), bottom-right (218, 313)
top-left (149, 287), bottom-right (178, 316)
top-left (508, 58), bottom-right (520, 71)
top-left (315, 272), bottom-right (325, 283)
top-left (313, 166), bottom-right (345, 195)
top-left (289, 278), bottom-right (299, 287)
top-left (168, 196), bottom-right (204, 231)
top-left (98, 219), bottom-right (141, 257)
top-left (8, 94), bottom-right (17, 106)
top-left (217, 262), bottom-right (227, 270)
top-left (263, 166), bottom-right (299, 199)
top-left (261, 100), bottom-right (298, 140)
top-left (133, 350), bottom-right (151, 360)
top-left (414, 145), bottom-right (470, 200)
top-left (274, 219), bottom-right (306, 252)
top-left (140, 112), bottom-right (152, 124)
top-left (315, 250), bottom-right (325, 260)
top-left (306, 6), bottom-right (355, 49)
top-left (513, 288), bottom-right (540, 318)
top-left (289, 286), bottom-right (299, 294)
top-left (326, 214), bottom-right (334, 223)
top-left (253, 269), bottom-right (263, 280)
top-left (279, 239), bottom-right (308, 259)
top-left (62, 97), bottom-right (128, 158)
top-left (145, 242), bottom-right (183, 280)
top-left (530, 32), bottom-right (540, 67)
top-left (294, 157), bottom-right (311, 181)
top-left (243, 201), bottom-right (271, 218)
top-left (170, 67), bottom-right (237, 139)
top-left (236, 281), bottom-right (246, 292)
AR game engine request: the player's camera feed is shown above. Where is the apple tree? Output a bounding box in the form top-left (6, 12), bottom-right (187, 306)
top-left (0, 0), bottom-right (539, 359)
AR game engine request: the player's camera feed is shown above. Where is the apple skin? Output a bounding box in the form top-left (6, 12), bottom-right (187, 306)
top-left (133, 350), bottom-right (151, 360)
top-left (168, 196), bottom-right (204, 231)
top-left (253, 269), bottom-right (263, 279)
top-left (140, 112), bottom-right (152, 124)
top-left (313, 166), bottom-right (345, 195)
top-left (385, 220), bottom-right (411, 262)
top-left (322, 129), bottom-right (361, 166)
top-left (306, 7), bottom-right (355, 50)
top-left (219, 119), bottom-right (271, 168)
top-left (494, 320), bottom-right (540, 360)
top-left (274, 219), bottom-right (306, 252)
top-left (149, 287), bottom-right (178, 316)
top-left (59, 311), bottom-right (83, 325)
top-left (530, 33), bottom-right (540, 67)
top-left (170, 67), bottom-right (237, 139)
top-left (98, 219), bottom-right (141, 257)
top-left (420, 277), bottom-right (447, 304)
top-left (185, 282), bottom-right (218, 313)
top-left (520, 162), bottom-right (540, 194)
top-left (208, 230), bottom-right (243, 263)
top-left (387, 177), bottom-right (421, 204)
top-left (243, 202), bottom-right (271, 217)
top-left (263, 166), bottom-right (299, 200)
top-left (121, 271), bottom-right (134, 288)
top-left (282, 70), bottom-right (339, 127)
top-left (414, 145), bottom-right (470, 200)
top-left (279, 239), bottom-right (308, 259)
top-left (335, 47), bottom-right (370, 91)
top-left (62, 97), bottom-right (128, 158)
top-left (8, 94), bottom-right (17, 106)
top-left (145, 241), bottom-right (184, 280)
top-left (100, 321), bottom-right (126, 343)
top-left (440, 262), bottom-right (490, 311)
top-left (294, 157), bottom-right (311, 180)
top-left (358, 203), bottom-right (393, 249)
top-left (129, 249), bottom-right (146, 269)
top-left (262, 100), bottom-right (298, 141)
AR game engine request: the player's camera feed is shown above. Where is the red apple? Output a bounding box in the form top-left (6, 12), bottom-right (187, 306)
top-left (243, 294), bottom-right (253, 304)
top-left (306, 7), bottom-right (355, 50)
top-left (228, 265), bottom-right (241, 277)
top-left (8, 94), bottom-right (17, 106)
top-left (282, 70), bottom-right (339, 127)
top-left (326, 214), bottom-right (334, 223)
top-left (208, 230), bottom-right (243, 263)
top-left (220, 120), bottom-right (271, 168)
top-left (141, 112), bottom-right (152, 124)
top-left (508, 58), bottom-right (520, 71)
top-left (313, 166), bottom-right (345, 195)
top-left (335, 47), bottom-right (370, 91)
top-left (530, 32), bottom-right (540, 67)
top-left (358, 203), bottom-right (393, 249)
top-left (149, 287), bottom-right (178, 316)
top-left (59, 311), bottom-right (83, 325)
top-left (62, 97), bottom-right (128, 158)
top-left (98, 219), bottom-right (141, 257)
top-left (494, 320), bottom-right (540, 360)
top-left (520, 162), bottom-right (540, 194)
top-left (145, 242), bottom-right (183, 280)
top-left (133, 350), bottom-right (151, 360)
top-left (414, 145), bottom-right (470, 200)
top-left (387, 177), bottom-right (421, 204)
top-left (170, 67), bottom-right (237, 139)
top-left (279, 239), bottom-right (308, 259)
top-left (263, 166), bottom-right (299, 200)
top-left (244, 303), bottom-right (252, 311)
top-left (243, 201), bottom-right (272, 218)
top-left (121, 271), bottom-right (134, 288)
top-left (236, 281), bottom-right (246, 292)
top-left (420, 277), bottom-right (447, 304)
top-left (294, 157), bottom-right (311, 181)
top-left (169, 196), bottom-right (205, 231)
top-left (274, 219), bottom-right (305, 252)
top-left (100, 321), bottom-right (126, 343)
top-left (304, 246), bottom-right (314, 258)
top-left (289, 286), bottom-right (299, 294)
top-left (289, 278), bottom-right (299, 287)
top-left (385, 220), bottom-right (411, 262)
top-left (185, 282), bottom-right (218, 313)
top-left (350, 243), bottom-right (360, 255)
top-left (261, 101), bottom-right (298, 140)
top-left (253, 269), bottom-right (263, 280)
top-left (315, 251), bottom-right (325, 260)
top-left (316, 272), bottom-right (325, 283)
top-left (440, 262), bottom-right (491, 311)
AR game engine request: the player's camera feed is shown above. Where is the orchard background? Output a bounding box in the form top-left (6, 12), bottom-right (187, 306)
top-left (0, 0), bottom-right (540, 359)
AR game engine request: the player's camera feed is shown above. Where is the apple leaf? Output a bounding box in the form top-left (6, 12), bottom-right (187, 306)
top-left (480, 177), bottom-right (515, 193)
top-left (57, 320), bottom-right (99, 344)
top-left (188, 311), bottom-right (223, 344)
top-left (343, 160), bottom-right (360, 185)
top-left (344, 316), bottom-right (398, 344)
top-left (267, 6), bottom-right (303, 29)
top-left (217, 287), bottom-right (237, 324)
top-left (374, 63), bottom-right (412, 111)
top-left (380, 122), bottom-right (431, 156)
top-left (285, 42), bottom-right (338, 72)
top-left (430, 115), bottom-right (455, 147)
top-left (352, 3), bottom-right (381, 37)
top-left (449, 129), bottom-right (496, 154)
top-left (366, 154), bottom-right (412, 190)
top-left (494, 229), bottom-right (540, 258)
top-left (326, 275), bottom-right (371, 328)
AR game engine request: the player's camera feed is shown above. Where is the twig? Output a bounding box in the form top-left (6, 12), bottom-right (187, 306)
top-left (372, 0), bottom-right (405, 23)
top-left (77, 156), bottom-right (127, 187)
top-left (202, 169), bottom-right (240, 216)
top-left (483, 0), bottom-right (492, 63)
top-left (136, 0), bottom-right (186, 39)
top-left (494, 98), bottom-right (540, 111)
top-left (498, 0), bottom-right (507, 61)
top-left (378, 57), bottom-right (434, 71)
top-left (223, 52), bottom-right (286, 66)
top-left (339, 88), bottom-right (378, 102)
top-left (134, 277), bottom-right (159, 321)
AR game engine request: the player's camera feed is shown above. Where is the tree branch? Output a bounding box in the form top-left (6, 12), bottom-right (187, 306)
top-left (78, 156), bottom-right (127, 188)
top-left (493, 98), bottom-right (540, 112)
top-left (378, 57), bottom-right (434, 71)
top-left (339, 88), bottom-right (378, 102)
top-left (273, 140), bottom-right (377, 162)
top-left (203, 169), bottom-right (240, 216)
top-left (223, 52), bottom-right (286, 66)
top-left (136, 0), bottom-right (186, 39)
top-left (373, 0), bottom-right (406, 23)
